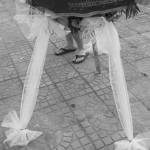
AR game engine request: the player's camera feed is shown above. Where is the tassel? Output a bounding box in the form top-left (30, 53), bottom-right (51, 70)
top-left (119, 0), bottom-right (140, 19)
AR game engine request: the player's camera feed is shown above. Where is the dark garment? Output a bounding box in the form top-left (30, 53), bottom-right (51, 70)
top-left (68, 16), bottom-right (83, 34)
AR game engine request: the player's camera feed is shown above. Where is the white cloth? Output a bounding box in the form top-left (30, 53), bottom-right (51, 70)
top-left (80, 17), bottom-right (150, 150)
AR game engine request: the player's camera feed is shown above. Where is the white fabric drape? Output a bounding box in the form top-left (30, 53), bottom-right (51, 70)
top-left (80, 17), bottom-right (150, 150)
top-left (1, 0), bottom-right (50, 146)
top-left (1, 0), bottom-right (68, 146)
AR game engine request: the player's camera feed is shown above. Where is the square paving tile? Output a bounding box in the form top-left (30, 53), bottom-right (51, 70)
top-left (47, 42), bottom-right (58, 55)
top-left (135, 58), bottom-right (150, 76)
top-left (14, 61), bottom-right (29, 76)
top-left (0, 29), bottom-right (26, 46)
top-left (136, 44), bottom-right (150, 57)
top-left (83, 70), bottom-right (110, 92)
top-left (56, 77), bottom-right (93, 100)
top-left (0, 11), bottom-right (12, 23)
top-left (0, 78), bottom-right (22, 100)
top-left (123, 34), bottom-right (150, 46)
top-left (0, 54), bottom-right (12, 67)
top-left (0, 37), bottom-right (8, 55)
top-left (121, 46), bottom-right (147, 64)
top-left (67, 93), bottom-right (121, 132)
top-left (138, 5), bottom-right (150, 13)
top-left (5, 40), bottom-right (32, 54)
top-left (120, 39), bottom-right (133, 50)
top-left (46, 64), bottom-right (79, 83)
top-left (0, 65), bottom-right (18, 81)
top-left (45, 54), bottom-right (68, 69)
top-left (10, 50), bottom-right (31, 64)
top-left (134, 14), bottom-right (150, 23)
top-left (37, 84), bottom-right (64, 107)
top-left (54, 40), bottom-right (68, 49)
top-left (131, 102), bottom-right (150, 132)
top-left (72, 58), bottom-right (100, 76)
top-left (0, 95), bottom-right (22, 116)
top-left (128, 78), bottom-right (150, 102)
top-left (20, 71), bottom-right (52, 88)
top-left (117, 24), bottom-right (138, 38)
top-left (122, 60), bottom-right (143, 81)
top-left (128, 22), bottom-right (150, 33)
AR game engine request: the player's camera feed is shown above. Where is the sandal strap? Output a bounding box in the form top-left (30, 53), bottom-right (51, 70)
top-left (73, 52), bottom-right (89, 64)
top-left (75, 52), bottom-right (89, 58)
top-left (75, 55), bottom-right (86, 58)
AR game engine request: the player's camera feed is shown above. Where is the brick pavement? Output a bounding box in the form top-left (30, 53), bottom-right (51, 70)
top-left (0, 0), bottom-right (150, 150)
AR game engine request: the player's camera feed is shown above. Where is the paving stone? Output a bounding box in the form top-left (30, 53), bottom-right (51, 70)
top-left (72, 58), bottom-right (98, 75)
top-left (0, 65), bottom-right (18, 81)
top-left (120, 38), bottom-right (133, 50)
top-left (110, 133), bottom-right (122, 142)
top-left (19, 70), bottom-right (52, 88)
top-left (123, 34), bottom-right (150, 47)
top-left (14, 61), bottom-right (29, 76)
top-left (71, 140), bottom-right (81, 149)
top-left (83, 70), bottom-right (110, 92)
top-left (0, 78), bottom-right (22, 99)
top-left (45, 54), bottom-right (68, 69)
top-left (72, 125), bottom-right (82, 132)
top-left (142, 32), bottom-right (150, 40)
top-left (76, 148), bottom-right (84, 150)
top-left (85, 127), bottom-right (95, 134)
top-left (80, 121), bottom-right (91, 128)
top-left (0, 54), bottom-right (12, 67)
top-left (117, 23), bottom-right (138, 38)
top-left (122, 61), bottom-right (143, 81)
top-left (121, 46), bottom-right (148, 64)
top-left (46, 64), bottom-right (79, 83)
top-left (5, 39), bottom-right (32, 54)
top-left (128, 78), bottom-right (150, 102)
top-left (84, 143), bottom-right (95, 150)
top-left (97, 130), bottom-right (108, 138)
top-left (62, 136), bottom-right (72, 143)
top-left (37, 85), bottom-right (64, 109)
top-left (102, 136), bottom-right (113, 145)
top-left (10, 50), bottom-right (31, 64)
top-left (75, 130), bottom-right (85, 138)
top-left (131, 102), bottom-right (150, 132)
top-left (79, 137), bottom-right (91, 146)
top-left (57, 145), bottom-right (66, 150)
top-left (135, 58), bottom-right (150, 76)
top-left (56, 77), bottom-right (93, 100)
top-left (89, 133), bottom-right (100, 141)
top-left (128, 22), bottom-right (150, 33)
top-left (67, 146), bottom-right (73, 150)
top-left (60, 141), bottom-right (70, 148)
top-left (94, 140), bottom-right (105, 149)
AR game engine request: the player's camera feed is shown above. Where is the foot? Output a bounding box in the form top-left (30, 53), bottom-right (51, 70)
top-left (72, 50), bottom-right (89, 64)
top-left (55, 46), bottom-right (76, 55)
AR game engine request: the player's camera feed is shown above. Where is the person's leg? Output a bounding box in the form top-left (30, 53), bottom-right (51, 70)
top-left (65, 32), bottom-right (76, 49)
top-left (55, 32), bottom-right (76, 55)
top-left (72, 32), bottom-right (89, 63)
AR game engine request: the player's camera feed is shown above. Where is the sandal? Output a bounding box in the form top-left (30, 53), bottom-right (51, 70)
top-left (55, 48), bottom-right (76, 55)
top-left (72, 52), bottom-right (89, 64)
